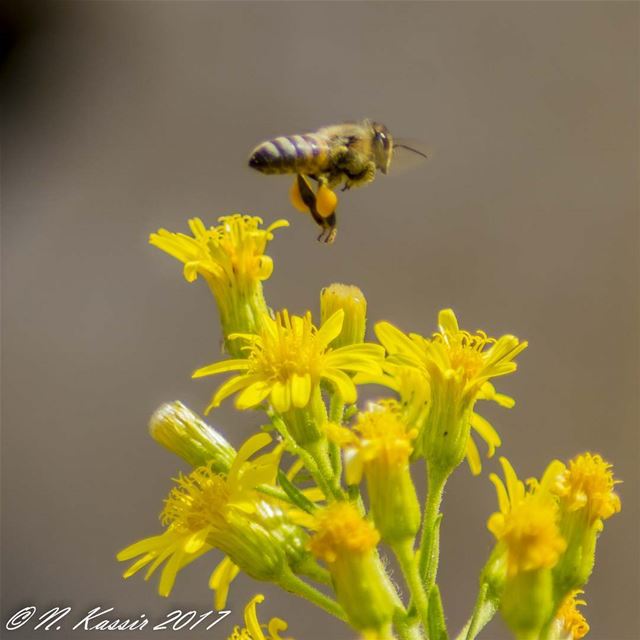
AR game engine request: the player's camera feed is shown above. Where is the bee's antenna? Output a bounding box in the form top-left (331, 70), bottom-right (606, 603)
top-left (393, 143), bottom-right (429, 159)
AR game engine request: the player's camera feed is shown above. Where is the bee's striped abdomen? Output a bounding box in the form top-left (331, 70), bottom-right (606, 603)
top-left (249, 134), bottom-right (329, 175)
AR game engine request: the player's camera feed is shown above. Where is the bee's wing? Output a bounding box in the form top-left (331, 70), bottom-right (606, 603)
top-left (389, 138), bottom-right (432, 175)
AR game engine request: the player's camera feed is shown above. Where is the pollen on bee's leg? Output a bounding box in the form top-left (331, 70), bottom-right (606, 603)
top-left (316, 184), bottom-right (338, 218)
top-left (289, 176), bottom-right (311, 214)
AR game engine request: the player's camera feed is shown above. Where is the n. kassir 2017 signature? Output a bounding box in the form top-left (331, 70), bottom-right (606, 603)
top-left (5, 605), bottom-right (231, 632)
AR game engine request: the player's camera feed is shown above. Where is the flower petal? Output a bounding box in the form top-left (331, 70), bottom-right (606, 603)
top-left (465, 436), bottom-right (482, 476)
top-left (291, 373), bottom-right (311, 408)
top-left (234, 380), bottom-right (273, 410)
top-left (316, 310), bottom-right (345, 348)
top-left (270, 380), bottom-right (292, 413)
top-left (438, 308), bottom-right (460, 339)
top-left (207, 374), bottom-right (259, 413)
top-left (192, 359), bottom-right (250, 379)
top-left (322, 369), bottom-right (357, 404)
top-left (470, 412), bottom-right (502, 457)
top-left (489, 473), bottom-right (510, 514)
top-left (209, 557), bottom-right (240, 610)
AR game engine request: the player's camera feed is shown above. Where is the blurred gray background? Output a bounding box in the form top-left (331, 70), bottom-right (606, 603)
top-left (2, 2), bottom-right (638, 639)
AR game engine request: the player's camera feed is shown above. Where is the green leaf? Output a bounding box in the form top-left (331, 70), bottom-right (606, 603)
top-left (428, 584), bottom-right (449, 640)
top-left (277, 470), bottom-right (317, 514)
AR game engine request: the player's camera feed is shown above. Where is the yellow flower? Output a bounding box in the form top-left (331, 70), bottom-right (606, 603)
top-left (309, 502), bottom-right (380, 564)
top-left (320, 283), bottom-right (368, 348)
top-left (150, 215), bottom-right (288, 353)
top-left (194, 310), bottom-right (384, 416)
top-left (556, 453), bottom-right (621, 524)
top-left (117, 434), bottom-right (306, 597)
top-left (487, 458), bottom-right (568, 639)
top-left (228, 595), bottom-right (292, 640)
top-left (376, 309), bottom-right (527, 475)
top-left (308, 503), bottom-right (396, 634)
top-left (340, 402), bottom-right (420, 543)
top-left (555, 590), bottom-right (590, 639)
top-left (553, 453), bottom-right (621, 594)
top-left (488, 458), bottom-right (566, 577)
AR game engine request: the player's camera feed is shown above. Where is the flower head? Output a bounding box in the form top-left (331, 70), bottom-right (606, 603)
top-left (150, 215), bottom-right (288, 353)
top-left (308, 503), bottom-right (395, 634)
top-left (487, 458), bottom-right (568, 638)
top-left (347, 401), bottom-right (418, 478)
top-left (376, 309), bottom-right (527, 475)
top-left (553, 453), bottom-right (621, 594)
top-left (117, 434), bottom-right (306, 597)
top-left (228, 595), bottom-right (292, 640)
top-left (308, 502), bottom-right (380, 564)
top-left (339, 402), bottom-right (421, 543)
top-left (556, 453), bottom-right (621, 524)
top-left (488, 458), bottom-right (566, 577)
top-left (194, 310), bottom-right (384, 416)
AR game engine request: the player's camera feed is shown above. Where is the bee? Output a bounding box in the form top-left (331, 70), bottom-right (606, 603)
top-left (248, 120), bottom-right (427, 243)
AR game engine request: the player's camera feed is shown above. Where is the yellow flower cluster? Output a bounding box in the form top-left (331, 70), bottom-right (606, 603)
top-left (486, 454), bottom-right (620, 638)
top-left (116, 212), bottom-right (622, 640)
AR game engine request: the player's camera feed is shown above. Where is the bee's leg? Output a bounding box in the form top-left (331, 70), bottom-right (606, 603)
top-left (293, 174), bottom-right (326, 228)
top-left (320, 213), bottom-right (337, 244)
top-left (343, 161), bottom-right (377, 191)
top-left (293, 174), bottom-right (338, 243)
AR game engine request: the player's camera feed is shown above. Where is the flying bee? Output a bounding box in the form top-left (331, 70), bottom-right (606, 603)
top-left (248, 120), bottom-right (427, 243)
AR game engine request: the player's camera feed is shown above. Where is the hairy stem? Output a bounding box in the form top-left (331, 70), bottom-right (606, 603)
top-left (418, 465), bottom-right (447, 592)
top-left (278, 567), bottom-right (346, 621)
top-left (454, 583), bottom-right (497, 640)
top-left (393, 539), bottom-right (430, 633)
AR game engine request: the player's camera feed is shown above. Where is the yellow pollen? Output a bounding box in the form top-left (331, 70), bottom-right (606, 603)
top-left (309, 503), bottom-right (380, 564)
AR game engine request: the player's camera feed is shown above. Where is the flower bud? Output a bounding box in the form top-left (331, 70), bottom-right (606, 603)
top-left (321, 284), bottom-right (367, 348)
top-left (149, 401), bottom-right (235, 471)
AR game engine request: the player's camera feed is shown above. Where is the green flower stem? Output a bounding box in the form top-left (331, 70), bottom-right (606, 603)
top-left (308, 439), bottom-right (346, 501)
top-left (454, 583), bottom-right (497, 640)
top-left (256, 484), bottom-right (291, 503)
top-left (328, 392), bottom-right (345, 478)
top-left (393, 539), bottom-right (430, 632)
top-left (418, 465), bottom-right (447, 590)
top-left (296, 557), bottom-right (332, 586)
top-left (271, 415), bottom-right (335, 500)
top-left (278, 567), bottom-right (346, 621)
top-left (329, 392), bottom-right (345, 422)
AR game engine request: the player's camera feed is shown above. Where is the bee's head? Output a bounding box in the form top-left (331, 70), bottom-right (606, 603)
top-left (371, 122), bottom-right (393, 174)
